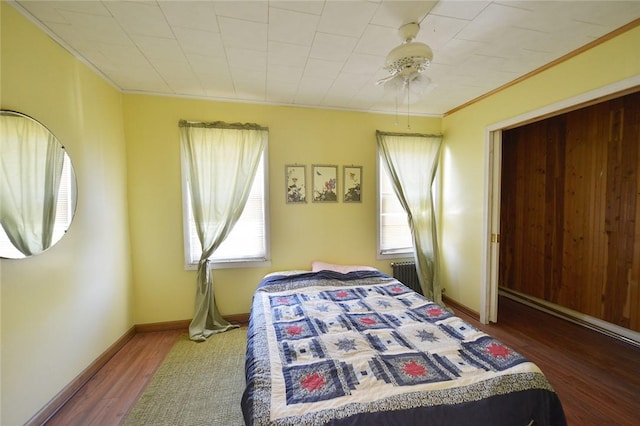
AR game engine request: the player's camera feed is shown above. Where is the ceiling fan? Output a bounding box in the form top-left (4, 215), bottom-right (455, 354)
top-left (376, 22), bottom-right (434, 109)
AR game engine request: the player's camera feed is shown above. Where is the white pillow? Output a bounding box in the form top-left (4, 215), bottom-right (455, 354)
top-left (264, 270), bottom-right (310, 278)
top-left (311, 261), bottom-right (378, 274)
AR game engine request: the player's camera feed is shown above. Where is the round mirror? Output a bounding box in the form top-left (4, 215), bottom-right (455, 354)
top-left (0, 110), bottom-right (77, 258)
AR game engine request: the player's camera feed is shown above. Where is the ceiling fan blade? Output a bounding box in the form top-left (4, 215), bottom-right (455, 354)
top-left (375, 74), bottom-right (397, 86)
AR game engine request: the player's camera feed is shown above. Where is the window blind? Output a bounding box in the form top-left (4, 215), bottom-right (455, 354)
top-left (186, 154), bottom-right (267, 264)
top-left (379, 163), bottom-right (413, 255)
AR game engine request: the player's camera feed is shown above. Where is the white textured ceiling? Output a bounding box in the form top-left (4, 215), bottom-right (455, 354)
top-left (12, 0), bottom-right (640, 116)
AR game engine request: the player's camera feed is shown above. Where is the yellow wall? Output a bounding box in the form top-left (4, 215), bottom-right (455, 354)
top-left (440, 26), bottom-right (640, 310)
top-left (1, 4), bottom-right (133, 425)
top-left (123, 95), bottom-right (441, 323)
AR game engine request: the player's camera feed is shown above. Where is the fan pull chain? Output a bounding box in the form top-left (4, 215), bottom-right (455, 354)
top-left (395, 92), bottom-right (399, 126)
top-left (406, 77), bottom-right (411, 130)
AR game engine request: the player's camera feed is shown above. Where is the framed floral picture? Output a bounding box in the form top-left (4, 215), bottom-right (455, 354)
top-left (343, 166), bottom-right (362, 202)
top-left (286, 165), bottom-right (307, 203)
top-left (312, 164), bottom-right (338, 202)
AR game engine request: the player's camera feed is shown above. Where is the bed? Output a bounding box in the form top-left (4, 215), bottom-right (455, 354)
top-left (241, 267), bottom-right (566, 426)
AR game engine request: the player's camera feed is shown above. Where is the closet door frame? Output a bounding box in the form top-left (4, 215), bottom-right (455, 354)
top-left (481, 76), bottom-right (640, 325)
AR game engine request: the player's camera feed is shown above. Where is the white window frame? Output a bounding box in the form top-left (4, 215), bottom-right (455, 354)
top-left (181, 147), bottom-right (270, 270)
top-left (376, 149), bottom-right (414, 259)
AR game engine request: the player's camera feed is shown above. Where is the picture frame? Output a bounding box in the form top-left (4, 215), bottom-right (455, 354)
top-left (312, 164), bottom-right (338, 202)
top-left (343, 165), bottom-right (362, 202)
top-left (285, 164), bottom-right (307, 204)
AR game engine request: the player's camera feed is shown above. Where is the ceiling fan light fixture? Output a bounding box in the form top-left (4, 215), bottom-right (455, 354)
top-left (384, 41), bottom-right (433, 74)
top-left (377, 21), bottom-right (435, 129)
top-left (383, 22), bottom-right (433, 75)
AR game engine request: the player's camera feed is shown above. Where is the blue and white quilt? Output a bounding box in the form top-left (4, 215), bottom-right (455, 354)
top-left (242, 270), bottom-right (566, 426)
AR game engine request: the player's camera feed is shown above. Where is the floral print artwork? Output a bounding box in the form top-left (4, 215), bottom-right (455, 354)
top-left (286, 165), bottom-right (306, 203)
top-left (344, 166), bottom-right (362, 202)
top-left (312, 165), bottom-right (338, 202)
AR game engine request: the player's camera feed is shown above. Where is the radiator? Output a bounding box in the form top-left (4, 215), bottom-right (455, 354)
top-left (391, 261), bottom-right (422, 295)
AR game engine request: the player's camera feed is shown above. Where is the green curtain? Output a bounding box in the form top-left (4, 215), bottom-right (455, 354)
top-left (179, 120), bottom-right (267, 341)
top-left (0, 112), bottom-right (64, 256)
top-left (376, 130), bottom-right (443, 304)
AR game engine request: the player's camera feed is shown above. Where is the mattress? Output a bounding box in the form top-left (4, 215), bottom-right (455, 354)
top-left (241, 269), bottom-right (566, 425)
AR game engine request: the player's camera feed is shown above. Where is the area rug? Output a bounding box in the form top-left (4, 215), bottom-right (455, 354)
top-left (124, 327), bottom-right (247, 426)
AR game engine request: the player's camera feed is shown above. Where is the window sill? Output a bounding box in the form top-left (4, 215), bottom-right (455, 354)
top-left (184, 259), bottom-right (271, 270)
top-left (377, 251), bottom-right (414, 260)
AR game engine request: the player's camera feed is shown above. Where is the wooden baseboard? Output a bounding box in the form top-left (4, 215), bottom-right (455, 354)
top-left (26, 327), bottom-right (137, 426)
top-left (499, 288), bottom-right (640, 347)
top-left (443, 295), bottom-right (479, 320)
top-left (135, 319), bottom-right (190, 333)
top-left (224, 313), bottom-right (250, 326)
top-left (134, 314), bottom-right (249, 333)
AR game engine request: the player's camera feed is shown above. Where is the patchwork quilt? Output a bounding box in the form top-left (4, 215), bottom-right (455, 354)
top-left (241, 270), bottom-right (566, 426)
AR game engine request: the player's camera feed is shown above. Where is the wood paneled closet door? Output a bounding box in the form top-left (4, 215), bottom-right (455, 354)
top-left (499, 90), bottom-right (640, 333)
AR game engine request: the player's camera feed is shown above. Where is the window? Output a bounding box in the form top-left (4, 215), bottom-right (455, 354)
top-left (377, 156), bottom-right (413, 257)
top-left (182, 149), bottom-right (270, 269)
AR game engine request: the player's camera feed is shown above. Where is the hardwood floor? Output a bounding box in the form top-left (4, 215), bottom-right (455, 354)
top-left (466, 298), bottom-right (640, 425)
top-left (44, 329), bottom-right (184, 426)
top-left (44, 297), bottom-right (639, 425)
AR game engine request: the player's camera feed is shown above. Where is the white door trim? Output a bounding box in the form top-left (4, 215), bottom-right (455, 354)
top-left (480, 76), bottom-right (640, 324)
